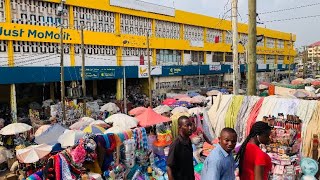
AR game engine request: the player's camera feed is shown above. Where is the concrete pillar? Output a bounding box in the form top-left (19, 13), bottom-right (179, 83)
top-left (116, 79), bottom-right (123, 100)
top-left (10, 84), bottom-right (17, 122)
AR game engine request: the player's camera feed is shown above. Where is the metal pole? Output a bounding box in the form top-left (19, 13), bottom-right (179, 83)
top-left (232, 0), bottom-right (239, 94)
top-left (247, 0), bottom-right (257, 95)
top-left (81, 25), bottom-right (86, 116)
top-left (303, 46), bottom-right (307, 78)
top-left (123, 66), bottom-right (127, 114)
top-left (59, 0), bottom-right (66, 123)
top-left (198, 52), bottom-right (201, 88)
top-left (316, 50), bottom-right (319, 75)
top-left (147, 32), bottom-right (152, 108)
top-left (288, 33), bottom-right (292, 82)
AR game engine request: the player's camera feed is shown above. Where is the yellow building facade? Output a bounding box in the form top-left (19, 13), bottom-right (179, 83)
top-left (0, 0), bottom-right (296, 101)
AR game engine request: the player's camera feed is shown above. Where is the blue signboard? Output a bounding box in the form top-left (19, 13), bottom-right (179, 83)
top-left (0, 64), bottom-right (292, 84)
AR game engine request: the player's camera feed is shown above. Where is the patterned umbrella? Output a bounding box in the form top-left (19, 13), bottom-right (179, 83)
top-left (82, 125), bottom-right (105, 134)
top-left (171, 101), bottom-right (192, 108)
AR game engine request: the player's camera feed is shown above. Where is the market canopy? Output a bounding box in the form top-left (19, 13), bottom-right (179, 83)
top-left (34, 125), bottom-right (51, 137)
top-left (16, 144), bottom-right (52, 163)
top-left (206, 90), bottom-right (221, 96)
top-left (162, 98), bottom-right (177, 106)
top-left (58, 130), bottom-right (85, 148)
top-left (153, 105), bottom-right (172, 115)
top-left (135, 107), bottom-right (170, 127)
top-left (172, 106), bottom-right (189, 114)
top-left (82, 125), bottom-right (105, 134)
top-left (100, 102), bottom-right (120, 113)
top-left (0, 123), bottom-right (32, 135)
top-left (35, 124), bottom-right (66, 145)
top-left (70, 117), bottom-right (95, 130)
top-left (129, 107), bottom-right (147, 116)
top-left (105, 113), bottom-right (138, 130)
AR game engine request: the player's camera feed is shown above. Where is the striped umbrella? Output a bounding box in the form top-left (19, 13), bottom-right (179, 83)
top-left (82, 125), bottom-right (105, 134)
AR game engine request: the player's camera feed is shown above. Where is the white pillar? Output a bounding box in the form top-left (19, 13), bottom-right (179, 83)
top-left (10, 84), bottom-right (17, 123)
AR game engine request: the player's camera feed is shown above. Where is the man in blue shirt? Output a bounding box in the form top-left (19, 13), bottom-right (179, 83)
top-left (201, 128), bottom-right (237, 180)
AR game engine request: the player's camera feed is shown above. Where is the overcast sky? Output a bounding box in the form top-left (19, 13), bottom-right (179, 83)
top-left (143, 0), bottom-right (320, 48)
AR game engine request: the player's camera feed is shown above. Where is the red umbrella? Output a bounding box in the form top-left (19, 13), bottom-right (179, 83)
top-left (129, 107), bottom-right (147, 116)
top-left (136, 107), bottom-right (170, 127)
top-left (162, 98), bottom-right (177, 106)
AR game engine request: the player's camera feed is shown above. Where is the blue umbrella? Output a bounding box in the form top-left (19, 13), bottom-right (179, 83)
top-left (220, 89), bottom-right (229, 94)
top-left (51, 143), bottom-right (64, 153)
top-left (171, 101), bottom-right (192, 108)
top-left (188, 92), bottom-right (200, 97)
top-left (35, 124), bottom-right (66, 145)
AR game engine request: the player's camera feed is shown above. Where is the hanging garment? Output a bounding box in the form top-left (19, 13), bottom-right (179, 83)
top-left (209, 95), bottom-right (233, 137)
top-left (297, 100), bottom-right (317, 144)
top-left (202, 110), bottom-right (215, 142)
top-left (225, 95), bottom-right (244, 129)
top-left (302, 102), bottom-right (320, 158)
top-left (246, 98), bottom-right (264, 136)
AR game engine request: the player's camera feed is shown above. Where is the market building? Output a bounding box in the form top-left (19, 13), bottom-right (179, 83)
top-left (0, 0), bottom-right (296, 118)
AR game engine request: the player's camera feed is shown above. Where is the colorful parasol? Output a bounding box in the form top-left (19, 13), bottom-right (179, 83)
top-left (70, 117), bottom-right (95, 130)
top-left (58, 130), bottom-right (85, 148)
top-left (136, 107), bottom-right (170, 127)
top-left (129, 107), bottom-right (147, 116)
top-left (16, 144), bottom-right (52, 163)
top-left (172, 106), bottom-right (189, 114)
top-left (0, 123), bottom-right (32, 135)
top-left (82, 125), bottom-right (105, 134)
top-left (100, 102), bottom-right (120, 113)
top-left (153, 105), bottom-right (172, 115)
top-left (90, 120), bottom-right (108, 128)
top-left (34, 125), bottom-right (51, 137)
top-left (162, 98), bottom-right (177, 106)
top-left (105, 114), bottom-right (138, 130)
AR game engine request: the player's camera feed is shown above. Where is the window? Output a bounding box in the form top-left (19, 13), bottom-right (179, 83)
top-left (225, 32), bottom-right (232, 44)
top-left (206, 28), bottom-right (222, 43)
top-left (212, 52), bottom-right (223, 63)
top-left (225, 52), bottom-right (233, 62)
top-left (266, 55), bottom-right (275, 64)
top-left (74, 7), bottom-right (115, 33)
top-left (240, 34), bottom-right (248, 44)
top-left (257, 54), bottom-right (265, 64)
top-left (266, 38), bottom-right (275, 48)
top-left (155, 20), bottom-right (180, 39)
top-left (11, 0), bottom-right (68, 26)
top-left (120, 14), bottom-right (152, 36)
top-left (191, 51), bottom-right (204, 63)
top-left (156, 49), bottom-right (181, 65)
top-left (184, 25), bottom-right (204, 41)
top-left (277, 40), bottom-right (284, 49)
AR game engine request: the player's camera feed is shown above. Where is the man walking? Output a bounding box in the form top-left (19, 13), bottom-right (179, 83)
top-left (167, 116), bottom-right (195, 180)
top-left (201, 128), bottom-right (237, 180)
